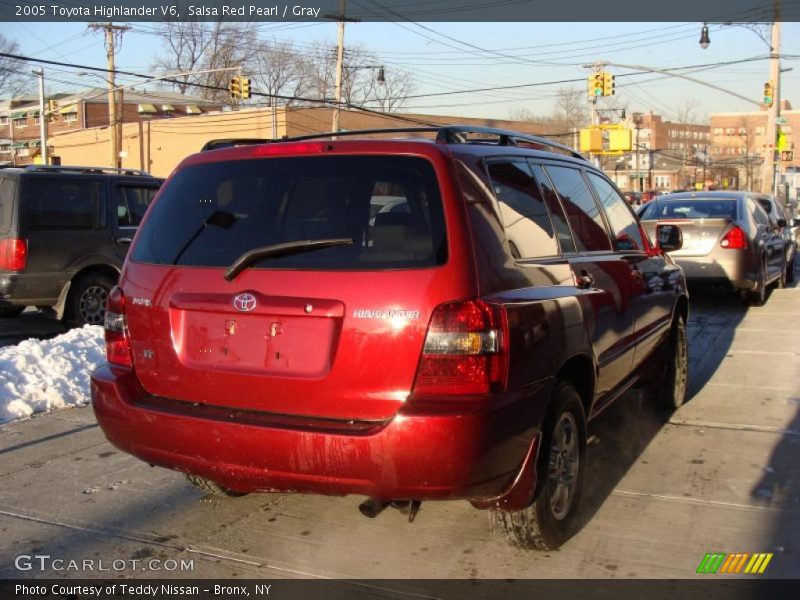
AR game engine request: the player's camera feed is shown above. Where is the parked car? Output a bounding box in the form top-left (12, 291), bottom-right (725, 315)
top-left (91, 126), bottom-right (688, 551)
top-left (638, 191), bottom-right (786, 305)
top-left (0, 165), bottom-right (163, 324)
top-left (755, 195), bottom-right (799, 283)
top-left (623, 191), bottom-right (642, 206)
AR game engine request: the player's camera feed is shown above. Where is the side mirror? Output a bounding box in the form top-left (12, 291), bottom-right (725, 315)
top-left (656, 224), bottom-right (683, 252)
top-left (777, 218), bottom-right (787, 228)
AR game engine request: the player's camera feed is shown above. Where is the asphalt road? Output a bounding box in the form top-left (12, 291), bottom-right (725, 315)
top-left (0, 287), bottom-right (798, 581)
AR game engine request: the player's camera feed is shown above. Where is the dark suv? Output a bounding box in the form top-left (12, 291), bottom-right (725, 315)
top-left (0, 165), bottom-right (162, 325)
top-left (91, 126), bottom-right (688, 550)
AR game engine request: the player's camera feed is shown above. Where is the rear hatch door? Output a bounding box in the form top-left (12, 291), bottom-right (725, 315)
top-left (122, 147), bottom-right (470, 421)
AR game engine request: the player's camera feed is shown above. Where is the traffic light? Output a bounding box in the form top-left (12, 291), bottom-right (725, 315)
top-left (781, 150), bottom-right (794, 162)
top-left (763, 81), bottom-right (774, 107)
top-left (603, 72), bottom-right (615, 96)
top-left (229, 77), bottom-right (241, 100)
top-left (239, 77), bottom-right (251, 100)
top-left (589, 72), bottom-right (605, 98)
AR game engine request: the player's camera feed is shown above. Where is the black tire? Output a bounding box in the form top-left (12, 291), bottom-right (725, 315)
top-left (745, 260), bottom-right (767, 307)
top-left (657, 315), bottom-right (689, 410)
top-left (65, 273), bottom-right (116, 327)
top-left (490, 381), bottom-right (586, 550)
top-left (0, 306), bottom-right (25, 319)
top-left (777, 258), bottom-right (788, 289)
top-left (186, 474), bottom-right (247, 498)
top-left (787, 256), bottom-right (796, 284)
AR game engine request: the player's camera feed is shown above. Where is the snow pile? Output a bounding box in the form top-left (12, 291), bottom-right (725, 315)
top-left (0, 326), bottom-right (106, 424)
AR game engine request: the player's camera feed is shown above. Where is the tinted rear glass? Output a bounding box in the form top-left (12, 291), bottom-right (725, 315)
top-left (0, 176), bottom-right (15, 233)
top-left (115, 185), bottom-right (159, 227)
top-left (642, 199), bottom-right (738, 220)
top-left (131, 156), bottom-right (447, 270)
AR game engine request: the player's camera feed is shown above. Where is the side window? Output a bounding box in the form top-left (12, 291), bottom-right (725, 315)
top-left (530, 163), bottom-right (576, 254)
top-left (0, 176), bottom-right (15, 233)
top-left (25, 179), bottom-right (104, 230)
top-left (544, 165), bottom-right (612, 252)
top-left (586, 172), bottom-right (645, 251)
top-left (115, 186), bottom-right (159, 228)
top-left (486, 160), bottom-right (558, 259)
top-left (752, 202), bottom-right (769, 227)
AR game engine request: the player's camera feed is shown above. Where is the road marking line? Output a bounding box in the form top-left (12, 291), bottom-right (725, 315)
top-left (668, 418), bottom-right (800, 436)
top-left (610, 490), bottom-right (793, 513)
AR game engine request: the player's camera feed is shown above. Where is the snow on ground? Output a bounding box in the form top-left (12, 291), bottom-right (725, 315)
top-left (0, 326), bottom-right (105, 424)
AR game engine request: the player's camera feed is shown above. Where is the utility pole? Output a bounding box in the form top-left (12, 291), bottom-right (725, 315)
top-left (33, 68), bottom-right (47, 165)
top-left (88, 22), bottom-right (129, 168)
top-left (633, 113), bottom-right (642, 193)
top-left (762, 8), bottom-right (781, 194)
top-left (327, 0), bottom-right (359, 134)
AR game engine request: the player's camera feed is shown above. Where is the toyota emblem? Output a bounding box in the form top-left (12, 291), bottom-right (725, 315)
top-left (233, 292), bottom-right (257, 312)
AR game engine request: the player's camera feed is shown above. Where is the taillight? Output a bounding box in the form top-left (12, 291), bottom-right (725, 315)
top-left (104, 286), bottom-right (133, 367)
top-left (0, 238), bottom-right (27, 271)
top-left (411, 299), bottom-right (509, 397)
top-left (720, 226), bottom-right (747, 250)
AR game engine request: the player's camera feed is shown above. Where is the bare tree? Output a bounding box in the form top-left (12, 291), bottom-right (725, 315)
top-left (737, 115), bottom-right (760, 191)
top-left (508, 107), bottom-right (540, 122)
top-left (151, 22), bottom-right (257, 104)
top-left (253, 40), bottom-right (310, 107)
top-left (0, 34), bottom-right (29, 97)
top-left (550, 87), bottom-right (589, 132)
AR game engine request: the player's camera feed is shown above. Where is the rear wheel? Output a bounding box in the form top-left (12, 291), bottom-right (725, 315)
top-left (65, 273), bottom-right (115, 327)
top-left (656, 315), bottom-right (689, 410)
top-left (778, 259), bottom-right (788, 289)
top-left (788, 256), bottom-right (796, 284)
top-left (186, 474), bottom-right (247, 498)
top-left (0, 306), bottom-right (24, 319)
top-left (745, 260), bottom-right (767, 307)
top-left (490, 381), bottom-right (586, 550)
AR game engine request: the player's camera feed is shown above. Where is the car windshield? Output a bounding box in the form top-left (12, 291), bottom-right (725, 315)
top-left (131, 155), bottom-right (447, 270)
top-left (640, 198), bottom-right (737, 220)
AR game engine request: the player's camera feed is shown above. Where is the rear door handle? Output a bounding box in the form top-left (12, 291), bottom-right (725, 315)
top-left (116, 237), bottom-right (133, 244)
top-left (576, 270), bottom-right (595, 289)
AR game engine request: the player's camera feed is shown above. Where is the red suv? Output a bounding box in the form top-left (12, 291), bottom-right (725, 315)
top-left (91, 126), bottom-right (688, 550)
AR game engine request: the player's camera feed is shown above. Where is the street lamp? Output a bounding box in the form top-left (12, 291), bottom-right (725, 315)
top-left (699, 23), bottom-right (710, 49)
top-left (698, 19), bottom-right (781, 194)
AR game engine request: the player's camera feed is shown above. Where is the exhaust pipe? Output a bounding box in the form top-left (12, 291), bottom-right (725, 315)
top-left (359, 498), bottom-right (390, 518)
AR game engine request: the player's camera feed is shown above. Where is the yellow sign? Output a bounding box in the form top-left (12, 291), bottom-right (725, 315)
top-left (579, 128), bottom-right (602, 152)
top-left (777, 129), bottom-right (788, 151)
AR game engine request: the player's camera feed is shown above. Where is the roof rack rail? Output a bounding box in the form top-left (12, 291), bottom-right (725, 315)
top-left (199, 125), bottom-right (586, 161)
top-left (435, 125), bottom-right (584, 159)
top-left (23, 165), bottom-right (151, 176)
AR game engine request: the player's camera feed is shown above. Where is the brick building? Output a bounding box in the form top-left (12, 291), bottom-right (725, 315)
top-left (709, 100), bottom-right (798, 191)
top-left (604, 112), bottom-right (713, 192)
top-left (0, 89), bottom-right (221, 166)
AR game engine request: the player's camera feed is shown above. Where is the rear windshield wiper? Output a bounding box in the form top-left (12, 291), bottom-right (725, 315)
top-left (224, 238), bottom-right (353, 281)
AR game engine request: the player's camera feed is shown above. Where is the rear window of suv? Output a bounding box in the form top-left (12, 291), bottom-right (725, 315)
top-left (131, 155), bottom-right (447, 270)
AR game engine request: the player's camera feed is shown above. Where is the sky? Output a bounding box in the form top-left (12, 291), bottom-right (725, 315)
top-left (2, 19), bottom-right (800, 124)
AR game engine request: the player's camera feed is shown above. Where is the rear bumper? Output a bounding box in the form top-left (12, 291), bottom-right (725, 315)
top-left (674, 256), bottom-right (754, 291)
top-left (91, 364), bottom-right (548, 503)
top-left (0, 272), bottom-right (59, 306)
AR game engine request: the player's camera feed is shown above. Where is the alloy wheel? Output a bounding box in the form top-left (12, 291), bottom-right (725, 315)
top-left (78, 285), bottom-right (109, 325)
top-left (547, 412), bottom-right (580, 521)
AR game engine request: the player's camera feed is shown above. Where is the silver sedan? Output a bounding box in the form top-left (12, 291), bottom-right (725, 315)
top-left (638, 191), bottom-right (787, 306)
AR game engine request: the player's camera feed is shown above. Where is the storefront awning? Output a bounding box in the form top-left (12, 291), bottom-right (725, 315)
top-left (185, 104), bottom-right (202, 115)
top-left (138, 103), bottom-right (157, 114)
top-left (11, 141), bottom-right (28, 148)
top-left (161, 104), bottom-right (175, 112)
top-left (29, 140), bottom-right (41, 147)
top-left (58, 104), bottom-right (78, 114)
top-left (10, 112), bottom-right (26, 120)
